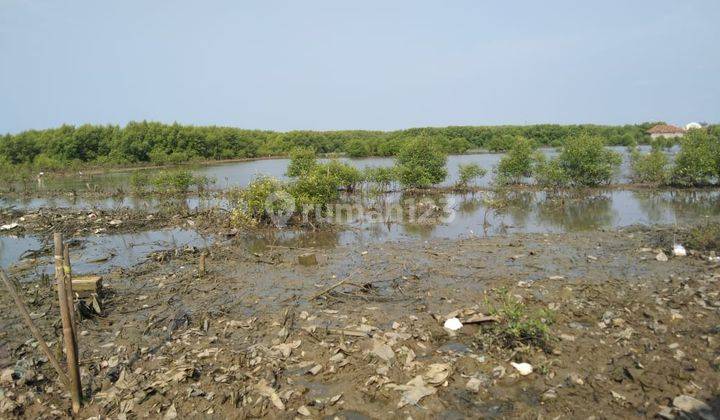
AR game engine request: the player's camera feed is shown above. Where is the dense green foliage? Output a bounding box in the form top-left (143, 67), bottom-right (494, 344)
top-left (286, 147), bottom-right (317, 177)
top-left (529, 135), bottom-right (621, 188)
top-left (362, 166), bottom-right (398, 191)
top-left (630, 147), bottom-right (670, 184)
top-left (532, 154), bottom-right (569, 189)
top-left (130, 170), bottom-right (215, 194)
top-left (456, 163), bottom-right (487, 188)
top-left (556, 135), bottom-right (622, 186)
top-left (496, 136), bottom-right (535, 184)
top-left (394, 136), bottom-right (448, 188)
top-left (671, 130), bottom-right (720, 186)
top-left (0, 121), bottom-right (669, 169)
top-left (230, 176), bottom-right (291, 227)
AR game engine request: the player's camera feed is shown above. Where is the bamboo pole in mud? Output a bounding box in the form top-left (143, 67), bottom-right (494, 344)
top-left (54, 233), bottom-right (82, 414)
top-left (62, 245), bottom-right (77, 338)
top-left (0, 268), bottom-right (70, 389)
top-left (199, 251), bottom-right (207, 276)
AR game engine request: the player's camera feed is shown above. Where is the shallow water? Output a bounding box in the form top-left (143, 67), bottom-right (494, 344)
top-left (0, 228), bottom-right (212, 276)
top-left (2, 188), bottom-right (717, 273)
top-left (243, 189), bottom-right (720, 249)
top-left (6, 146), bottom-right (672, 203)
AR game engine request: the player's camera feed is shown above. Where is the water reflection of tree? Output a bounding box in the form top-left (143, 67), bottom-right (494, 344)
top-left (489, 190), bottom-right (535, 228)
top-left (632, 190), bottom-right (670, 223)
top-left (664, 190), bottom-right (720, 225)
top-left (456, 192), bottom-right (483, 215)
top-left (535, 193), bottom-right (615, 231)
top-left (242, 228), bottom-right (342, 253)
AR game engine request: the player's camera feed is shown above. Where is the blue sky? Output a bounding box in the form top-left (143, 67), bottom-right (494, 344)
top-left (1, 0), bottom-right (718, 133)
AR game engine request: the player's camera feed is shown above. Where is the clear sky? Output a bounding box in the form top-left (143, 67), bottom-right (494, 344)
top-left (1, 0), bottom-right (718, 134)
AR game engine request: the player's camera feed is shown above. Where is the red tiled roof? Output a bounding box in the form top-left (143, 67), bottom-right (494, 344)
top-left (647, 124), bottom-right (685, 134)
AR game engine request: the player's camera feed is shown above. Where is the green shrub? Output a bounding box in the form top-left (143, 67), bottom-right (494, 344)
top-left (130, 171), bottom-right (151, 192)
top-left (671, 130), bottom-right (719, 186)
top-left (316, 160), bottom-right (363, 191)
top-left (630, 148), bottom-right (670, 184)
top-left (363, 166), bottom-right (397, 191)
top-left (496, 136), bottom-right (534, 184)
top-left (286, 147), bottom-right (317, 177)
top-left (394, 136), bottom-right (448, 188)
top-left (151, 170), bottom-right (194, 193)
top-left (557, 134), bottom-right (621, 186)
top-left (650, 135), bottom-right (677, 150)
top-left (533, 153), bottom-right (569, 189)
top-left (147, 170), bottom-right (214, 194)
top-left (32, 154), bottom-right (65, 171)
top-left (289, 166), bottom-right (342, 213)
top-left (149, 148), bottom-right (194, 165)
top-left (231, 176), bottom-right (291, 227)
top-left (456, 163), bottom-right (487, 188)
top-left (685, 222), bottom-right (720, 251)
top-left (485, 134), bottom-right (515, 152)
top-left (484, 289), bottom-right (554, 351)
top-left (345, 138), bottom-right (371, 158)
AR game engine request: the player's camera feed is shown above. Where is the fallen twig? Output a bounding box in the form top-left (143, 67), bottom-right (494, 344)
top-left (310, 269), bottom-right (360, 301)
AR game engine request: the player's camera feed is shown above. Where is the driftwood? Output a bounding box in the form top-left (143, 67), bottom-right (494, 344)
top-left (310, 269), bottom-right (360, 301)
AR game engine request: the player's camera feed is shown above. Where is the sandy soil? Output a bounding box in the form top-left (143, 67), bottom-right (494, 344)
top-left (1, 227), bottom-right (719, 419)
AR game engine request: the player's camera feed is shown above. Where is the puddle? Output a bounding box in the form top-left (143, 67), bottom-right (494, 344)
top-left (0, 228), bottom-right (213, 275)
top-left (0, 195), bottom-right (226, 212)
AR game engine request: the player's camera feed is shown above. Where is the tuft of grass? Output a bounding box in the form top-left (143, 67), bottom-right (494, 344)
top-left (685, 222), bottom-right (720, 251)
top-left (483, 289), bottom-right (554, 351)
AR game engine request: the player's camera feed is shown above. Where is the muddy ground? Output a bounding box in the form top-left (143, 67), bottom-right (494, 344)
top-left (1, 227), bottom-right (720, 419)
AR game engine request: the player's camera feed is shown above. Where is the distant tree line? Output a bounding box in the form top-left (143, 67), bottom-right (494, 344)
top-left (0, 121), bottom-right (697, 170)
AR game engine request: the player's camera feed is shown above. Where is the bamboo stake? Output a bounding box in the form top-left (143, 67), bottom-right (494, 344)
top-left (199, 251), bottom-right (207, 276)
top-left (54, 233), bottom-right (82, 414)
top-left (62, 245), bottom-right (77, 336)
top-left (0, 268), bottom-right (70, 389)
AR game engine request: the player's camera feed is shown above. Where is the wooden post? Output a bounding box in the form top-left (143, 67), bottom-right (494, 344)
top-left (62, 245), bottom-right (77, 335)
top-left (0, 268), bottom-right (70, 389)
top-left (199, 251), bottom-right (207, 276)
top-left (54, 233), bottom-right (81, 414)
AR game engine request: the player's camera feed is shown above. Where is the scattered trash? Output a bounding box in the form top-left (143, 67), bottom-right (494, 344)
top-left (672, 244), bottom-right (687, 257)
top-left (163, 404), bottom-right (178, 420)
top-left (0, 223), bottom-right (19, 231)
top-left (466, 377), bottom-right (483, 393)
top-left (672, 395), bottom-right (715, 420)
top-left (255, 379), bottom-right (285, 410)
top-left (370, 339), bottom-right (395, 362)
top-left (510, 362), bottom-right (533, 376)
top-left (443, 317), bottom-right (463, 331)
top-left (656, 251), bottom-right (668, 262)
top-left (387, 376), bottom-right (437, 408)
top-left (422, 363), bottom-right (452, 385)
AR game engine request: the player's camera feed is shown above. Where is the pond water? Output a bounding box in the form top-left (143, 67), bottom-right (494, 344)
top-left (7, 146), bottom-right (674, 199)
top-left (2, 188), bottom-right (717, 273)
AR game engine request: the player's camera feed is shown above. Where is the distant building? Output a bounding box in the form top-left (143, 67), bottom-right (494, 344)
top-left (685, 121), bottom-right (710, 130)
top-left (647, 124), bottom-right (685, 139)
